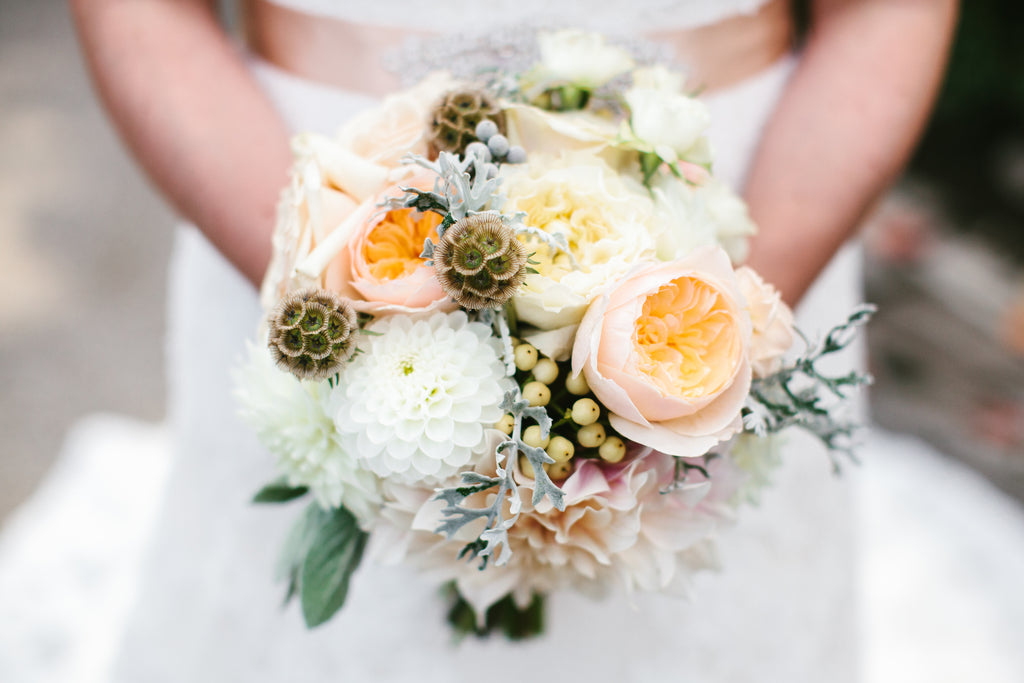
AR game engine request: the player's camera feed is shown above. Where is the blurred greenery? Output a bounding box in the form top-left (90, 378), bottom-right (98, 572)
top-left (795, 0), bottom-right (1024, 262)
top-left (910, 0), bottom-right (1024, 262)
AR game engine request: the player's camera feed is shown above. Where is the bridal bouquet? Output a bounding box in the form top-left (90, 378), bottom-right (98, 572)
top-left (236, 30), bottom-right (871, 638)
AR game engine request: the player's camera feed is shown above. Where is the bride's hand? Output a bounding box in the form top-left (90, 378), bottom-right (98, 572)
top-left (70, 0), bottom-right (292, 286)
top-left (743, 0), bottom-right (958, 306)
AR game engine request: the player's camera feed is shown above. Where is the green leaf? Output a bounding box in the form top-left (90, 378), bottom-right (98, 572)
top-left (252, 478), bottom-right (309, 504)
top-left (274, 504), bottom-right (328, 584)
top-left (445, 583), bottom-right (546, 641)
top-left (299, 506), bottom-right (368, 628)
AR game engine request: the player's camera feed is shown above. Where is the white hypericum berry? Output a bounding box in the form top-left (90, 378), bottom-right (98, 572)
top-left (577, 423), bottom-right (606, 448)
top-left (598, 436), bottom-right (626, 463)
top-left (532, 358), bottom-right (559, 385)
top-left (514, 343), bottom-right (539, 371)
top-left (547, 459), bottom-right (573, 480)
top-left (519, 454), bottom-right (538, 478)
top-left (571, 398), bottom-right (601, 426)
top-left (546, 435), bottom-right (575, 463)
top-left (494, 414), bottom-right (515, 435)
top-left (565, 372), bottom-right (590, 395)
top-left (522, 381), bottom-right (551, 407)
top-left (475, 118), bottom-right (499, 141)
top-left (522, 425), bottom-right (550, 449)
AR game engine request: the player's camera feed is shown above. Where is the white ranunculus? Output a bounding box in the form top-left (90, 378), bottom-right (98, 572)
top-left (651, 175), bottom-right (757, 263)
top-left (625, 87), bottom-right (711, 158)
top-left (537, 30), bottom-right (634, 88)
top-left (701, 179), bottom-right (758, 263)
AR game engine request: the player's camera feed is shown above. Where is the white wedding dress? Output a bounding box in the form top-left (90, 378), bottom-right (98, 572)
top-left (3, 1), bottom-right (1022, 682)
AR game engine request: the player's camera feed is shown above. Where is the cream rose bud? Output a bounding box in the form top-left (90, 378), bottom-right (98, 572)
top-left (631, 65), bottom-right (685, 93)
top-left (335, 71), bottom-right (456, 167)
top-left (571, 246), bottom-right (752, 458)
top-left (537, 30), bottom-right (635, 88)
top-left (736, 267), bottom-right (795, 378)
top-left (625, 88), bottom-right (711, 158)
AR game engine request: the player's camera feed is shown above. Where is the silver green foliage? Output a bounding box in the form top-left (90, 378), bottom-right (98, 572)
top-left (387, 150), bottom-right (576, 269)
top-left (395, 151), bottom-right (505, 226)
top-left (743, 304), bottom-right (876, 473)
top-left (434, 389), bottom-right (563, 568)
top-left (433, 308), bottom-right (565, 568)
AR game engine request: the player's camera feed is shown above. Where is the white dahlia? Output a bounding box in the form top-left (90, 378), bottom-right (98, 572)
top-left (235, 344), bottom-right (382, 525)
top-left (334, 311), bottom-right (507, 484)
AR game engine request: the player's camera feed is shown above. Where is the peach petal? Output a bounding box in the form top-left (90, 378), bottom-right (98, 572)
top-left (351, 266), bottom-right (446, 308)
top-left (570, 292), bottom-right (607, 379)
top-left (655, 359), bottom-right (751, 437)
top-left (598, 364), bottom-right (702, 421)
top-left (560, 460), bottom-right (612, 505)
top-left (583, 360), bottom-right (650, 427)
top-left (608, 414), bottom-right (731, 459)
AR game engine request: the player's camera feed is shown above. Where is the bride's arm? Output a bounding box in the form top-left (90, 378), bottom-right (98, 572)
top-left (70, 0), bottom-right (291, 286)
top-left (743, 0), bottom-right (958, 305)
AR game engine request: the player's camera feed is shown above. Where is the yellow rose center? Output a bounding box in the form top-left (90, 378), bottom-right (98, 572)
top-left (363, 209), bottom-right (441, 281)
top-left (634, 276), bottom-right (739, 399)
top-left (512, 185), bottom-right (615, 280)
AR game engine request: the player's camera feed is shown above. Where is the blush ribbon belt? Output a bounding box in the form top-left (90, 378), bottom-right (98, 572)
top-left (242, 0), bottom-right (793, 96)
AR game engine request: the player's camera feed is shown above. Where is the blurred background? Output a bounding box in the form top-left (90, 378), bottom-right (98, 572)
top-left (0, 0), bottom-right (1022, 679)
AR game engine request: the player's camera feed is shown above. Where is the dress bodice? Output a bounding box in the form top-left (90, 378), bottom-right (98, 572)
top-left (267, 0), bottom-right (772, 32)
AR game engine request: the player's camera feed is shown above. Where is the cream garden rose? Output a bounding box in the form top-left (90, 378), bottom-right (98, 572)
top-left (572, 246), bottom-right (752, 458)
top-left (503, 154), bottom-right (658, 330)
top-left (321, 170), bottom-right (452, 315)
top-left (736, 267), bottom-right (795, 377)
top-left (336, 72), bottom-right (456, 167)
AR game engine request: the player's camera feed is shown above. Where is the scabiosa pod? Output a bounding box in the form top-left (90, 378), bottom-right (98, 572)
top-left (432, 213), bottom-right (528, 309)
top-left (267, 288), bottom-right (359, 381)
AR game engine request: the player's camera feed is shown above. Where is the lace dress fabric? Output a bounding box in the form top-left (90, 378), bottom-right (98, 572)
top-left (127, 1), bottom-right (859, 680)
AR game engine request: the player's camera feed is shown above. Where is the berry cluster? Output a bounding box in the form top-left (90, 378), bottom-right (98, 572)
top-left (494, 341), bottom-right (627, 482)
top-left (464, 119), bottom-right (527, 166)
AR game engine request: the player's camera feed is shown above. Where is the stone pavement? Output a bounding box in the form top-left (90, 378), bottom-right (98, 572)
top-left (0, 0), bottom-right (173, 521)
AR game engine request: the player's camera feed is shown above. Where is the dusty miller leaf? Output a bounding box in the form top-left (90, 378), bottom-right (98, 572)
top-left (743, 305), bottom-right (876, 472)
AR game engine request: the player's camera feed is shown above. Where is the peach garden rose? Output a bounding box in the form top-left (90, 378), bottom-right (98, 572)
top-left (321, 170), bottom-right (453, 315)
top-left (735, 266), bottom-right (795, 378)
top-left (571, 246), bottom-right (753, 458)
